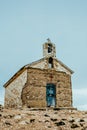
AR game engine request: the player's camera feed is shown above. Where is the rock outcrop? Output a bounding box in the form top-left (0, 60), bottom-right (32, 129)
top-left (0, 107), bottom-right (87, 130)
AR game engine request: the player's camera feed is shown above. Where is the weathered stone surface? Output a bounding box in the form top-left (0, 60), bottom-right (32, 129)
top-left (19, 120), bottom-right (28, 125)
top-left (4, 66), bottom-right (72, 108)
top-left (5, 120), bottom-right (12, 126)
top-left (50, 118), bottom-right (57, 122)
top-left (82, 127), bottom-right (87, 130)
top-left (21, 68), bottom-right (72, 108)
top-left (30, 119), bottom-right (35, 123)
top-left (0, 108), bottom-right (87, 130)
top-left (0, 104), bottom-right (4, 111)
top-left (4, 42), bottom-right (73, 109)
top-left (14, 115), bottom-right (22, 120)
top-left (4, 70), bottom-right (27, 108)
top-left (71, 123), bottom-right (79, 128)
top-left (55, 121), bottom-right (65, 126)
top-left (43, 42), bottom-right (56, 58)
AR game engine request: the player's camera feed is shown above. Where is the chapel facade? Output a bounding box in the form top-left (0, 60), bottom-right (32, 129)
top-left (4, 39), bottom-right (74, 108)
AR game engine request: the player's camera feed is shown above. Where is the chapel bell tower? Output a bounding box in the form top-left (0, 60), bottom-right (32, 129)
top-left (43, 39), bottom-right (56, 58)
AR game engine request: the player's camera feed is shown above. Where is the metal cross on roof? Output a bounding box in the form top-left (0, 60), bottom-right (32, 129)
top-left (47, 38), bottom-right (51, 43)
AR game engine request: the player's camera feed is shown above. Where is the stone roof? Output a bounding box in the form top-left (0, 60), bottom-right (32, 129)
top-left (25, 57), bottom-right (74, 74)
top-left (4, 57), bottom-right (74, 88)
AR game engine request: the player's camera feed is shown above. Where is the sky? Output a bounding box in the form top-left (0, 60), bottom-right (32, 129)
top-left (0, 0), bottom-right (87, 110)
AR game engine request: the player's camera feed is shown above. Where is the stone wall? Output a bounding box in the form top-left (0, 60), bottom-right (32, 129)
top-left (22, 67), bottom-right (72, 108)
top-left (53, 59), bottom-right (71, 75)
top-left (4, 67), bottom-right (72, 108)
top-left (43, 43), bottom-right (56, 58)
top-left (30, 59), bottom-right (47, 69)
top-left (29, 58), bottom-right (71, 75)
top-left (4, 70), bottom-right (27, 108)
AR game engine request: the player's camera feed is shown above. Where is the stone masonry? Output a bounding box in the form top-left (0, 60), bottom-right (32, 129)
top-left (4, 40), bottom-right (73, 108)
top-left (4, 70), bottom-right (27, 108)
top-left (22, 67), bottom-right (72, 108)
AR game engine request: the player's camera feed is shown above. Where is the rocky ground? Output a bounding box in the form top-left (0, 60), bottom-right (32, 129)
top-left (0, 105), bottom-right (87, 130)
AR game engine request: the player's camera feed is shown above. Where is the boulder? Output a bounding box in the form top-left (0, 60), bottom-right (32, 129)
top-left (71, 123), bottom-right (79, 128)
top-left (55, 121), bottom-right (65, 126)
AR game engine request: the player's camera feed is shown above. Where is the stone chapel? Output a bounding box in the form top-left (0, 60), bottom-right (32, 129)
top-left (4, 39), bottom-right (74, 108)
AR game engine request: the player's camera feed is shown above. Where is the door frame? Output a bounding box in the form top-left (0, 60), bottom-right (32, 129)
top-left (46, 83), bottom-right (56, 107)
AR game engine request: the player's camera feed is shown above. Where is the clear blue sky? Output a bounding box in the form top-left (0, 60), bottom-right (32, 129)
top-left (0, 0), bottom-right (87, 110)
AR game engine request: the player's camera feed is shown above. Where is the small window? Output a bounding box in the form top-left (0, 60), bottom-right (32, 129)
top-left (48, 44), bottom-right (52, 53)
top-left (48, 57), bottom-right (53, 68)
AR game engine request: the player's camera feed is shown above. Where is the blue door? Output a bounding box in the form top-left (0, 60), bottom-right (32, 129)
top-left (46, 84), bottom-right (56, 107)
